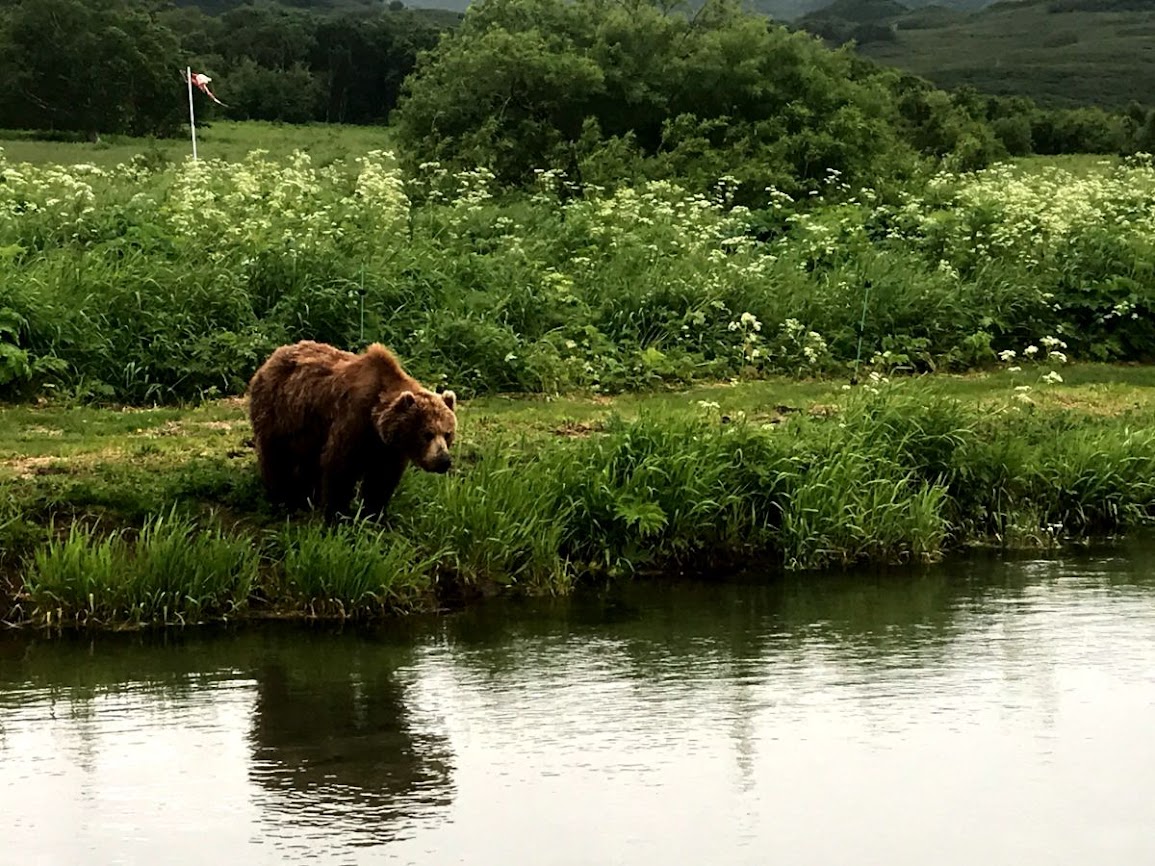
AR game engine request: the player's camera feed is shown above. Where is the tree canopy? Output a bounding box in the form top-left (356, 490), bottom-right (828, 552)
top-left (395, 0), bottom-right (968, 199)
top-left (0, 0), bottom-right (1148, 197)
top-left (0, 0), bottom-right (455, 135)
top-left (0, 0), bottom-right (184, 137)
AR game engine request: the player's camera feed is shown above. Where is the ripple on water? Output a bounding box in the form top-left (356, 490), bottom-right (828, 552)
top-left (2, 544), bottom-right (1155, 865)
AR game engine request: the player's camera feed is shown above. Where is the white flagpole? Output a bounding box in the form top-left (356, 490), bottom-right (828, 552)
top-left (186, 66), bottom-right (198, 161)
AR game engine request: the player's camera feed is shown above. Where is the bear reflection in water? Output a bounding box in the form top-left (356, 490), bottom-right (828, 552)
top-left (247, 651), bottom-right (454, 843)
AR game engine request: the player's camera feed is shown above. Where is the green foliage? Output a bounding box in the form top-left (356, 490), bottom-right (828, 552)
top-left (0, 0), bottom-right (185, 137)
top-left (0, 0), bottom-right (454, 136)
top-left (25, 508), bottom-right (259, 626)
top-left (3, 146), bottom-right (1155, 402)
top-left (554, 413), bottom-right (786, 575)
top-left (0, 308), bottom-right (32, 387)
top-left (276, 518), bottom-right (438, 615)
top-left (391, 442), bottom-right (571, 589)
top-left (395, 0), bottom-right (916, 201)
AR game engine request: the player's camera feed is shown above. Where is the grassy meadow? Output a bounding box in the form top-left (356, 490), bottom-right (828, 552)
top-left (3, 124), bottom-right (1155, 630)
top-left (0, 121), bottom-right (396, 170)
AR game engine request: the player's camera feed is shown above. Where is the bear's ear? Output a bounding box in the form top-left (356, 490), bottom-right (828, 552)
top-left (391, 391), bottom-right (417, 412)
top-left (441, 390), bottom-right (456, 412)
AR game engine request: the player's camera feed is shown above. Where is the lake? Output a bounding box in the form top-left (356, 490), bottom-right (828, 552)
top-left (3, 541), bottom-right (1155, 865)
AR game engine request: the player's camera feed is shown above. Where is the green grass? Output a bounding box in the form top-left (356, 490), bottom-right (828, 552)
top-left (276, 519), bottom-right (440, 617)
top-left (3, 130), bottom-right (1155, 630)
top-left (1011, 154), bottom-right (1123, 175)
top-left (0, 121), bottom-right (396, 169)
top-left (25, 508), bottom-right (258, 628)
top-left (5, 367), bottom-right (1155, 631)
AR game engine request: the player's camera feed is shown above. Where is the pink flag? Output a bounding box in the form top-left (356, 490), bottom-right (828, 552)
top-left (184, 70), bottom-right (227, 107)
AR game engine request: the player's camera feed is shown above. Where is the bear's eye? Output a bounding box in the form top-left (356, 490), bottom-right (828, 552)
top-left (424, 431), bottom-right (435, 442)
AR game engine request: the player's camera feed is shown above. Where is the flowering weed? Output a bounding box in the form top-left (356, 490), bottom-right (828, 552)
top-left (1, 147), bottom-right (1152, 402)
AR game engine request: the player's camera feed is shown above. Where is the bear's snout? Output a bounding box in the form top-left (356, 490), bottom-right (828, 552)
top-left (431, 453), bottom-right (453, 473)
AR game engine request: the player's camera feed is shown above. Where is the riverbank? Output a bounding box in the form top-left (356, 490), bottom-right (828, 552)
top-left (3, 363), bottom-right (1155, 631)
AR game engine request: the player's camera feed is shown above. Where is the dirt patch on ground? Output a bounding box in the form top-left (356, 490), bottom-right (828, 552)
top-left (552, 421), bottom-right (601, 438)
top-left (1, 456), bottom-right (70, 479)
top-left (976, 389), bottom-right (1150, 417)
top-left (1039, 392), bottom-right (1145, 416)
top-left (132, 419), bottom-right (246, 438)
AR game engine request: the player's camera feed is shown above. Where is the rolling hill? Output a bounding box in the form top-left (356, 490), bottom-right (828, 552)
top-left (797, 0), bottom-right (1155, 108)
top-left (170, 0), bottom-right (995, 22)
top-left (169, 0), bottom-right (1155, 109)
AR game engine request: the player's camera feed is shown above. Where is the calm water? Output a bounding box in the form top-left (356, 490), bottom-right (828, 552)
top-left (3, 543), bottom-right (1155, 865)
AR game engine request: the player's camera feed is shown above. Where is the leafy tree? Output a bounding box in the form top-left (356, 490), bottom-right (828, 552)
top-left (0, 0), bottom-right (183, 138)
top-left (991, 115), bottom-right (1033, 156)
top-left (1131, 109), bottom-right (1155, 155)
top-left (1030, 106), bottom-right (1130, 155)
top-left (395, 0), bottom-right (915, 202)
top-left (217, 2), bottom-right (315, 69)
top-left (224, 58), bottom-right (322, 123)
top-left (311, 10), bottom-right (445, 124)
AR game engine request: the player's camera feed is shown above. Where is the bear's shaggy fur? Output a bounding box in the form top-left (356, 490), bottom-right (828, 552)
top-left (247, 340), bottom-right (457, 519)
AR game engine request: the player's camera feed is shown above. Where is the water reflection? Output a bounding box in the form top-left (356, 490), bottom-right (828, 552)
top-left (246, 634), bottom-right (455, 847)
top-left (2, 540), bottom-right (1155, 865)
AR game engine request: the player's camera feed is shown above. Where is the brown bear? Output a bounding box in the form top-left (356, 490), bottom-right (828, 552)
top-left (247, 340), bottom-right (457, 519)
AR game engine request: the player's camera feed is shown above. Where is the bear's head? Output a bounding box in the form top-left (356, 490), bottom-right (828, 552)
top-left (374, 388), bottom-right (457, 473)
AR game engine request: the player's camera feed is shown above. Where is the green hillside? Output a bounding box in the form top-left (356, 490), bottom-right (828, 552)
top-left (168, 0), bottom-right (992, 22)
top-left (802, 0), bottom-right (1155, 108)
top-left (167, 0), bottom-right (1155, 110)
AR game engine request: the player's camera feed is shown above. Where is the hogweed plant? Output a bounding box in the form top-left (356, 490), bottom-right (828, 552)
top-left (0, 147), bottom-right (1152, 402)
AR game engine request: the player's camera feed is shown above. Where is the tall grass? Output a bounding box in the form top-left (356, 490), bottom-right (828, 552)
top-left (392, 443), bottom-right (573, 592)
top-left (776, 453), bottom-right (949, 571)
top-left (554, 414), bottom-right (786, 575)
top-left (276, 518), bottom-right (440, 617)
top-left (25, 508), bottom-right (258, 626)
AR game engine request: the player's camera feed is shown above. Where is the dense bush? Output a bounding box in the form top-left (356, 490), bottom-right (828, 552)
top-left (2, 147), bottom-right (1155, 403)
top-left (394, 0), bottom-right (921, 202)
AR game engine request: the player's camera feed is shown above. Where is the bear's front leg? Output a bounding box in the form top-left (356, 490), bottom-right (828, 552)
top-left (359, 460), bottom-right (406, 521)
top-left (256, 436), bottom-right (304, 510)
top-left (319, 440), bottom-right (358, 520)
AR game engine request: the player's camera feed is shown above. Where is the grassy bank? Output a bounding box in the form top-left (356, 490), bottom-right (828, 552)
top-left (4, 364), bottom-right (1155, 630)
